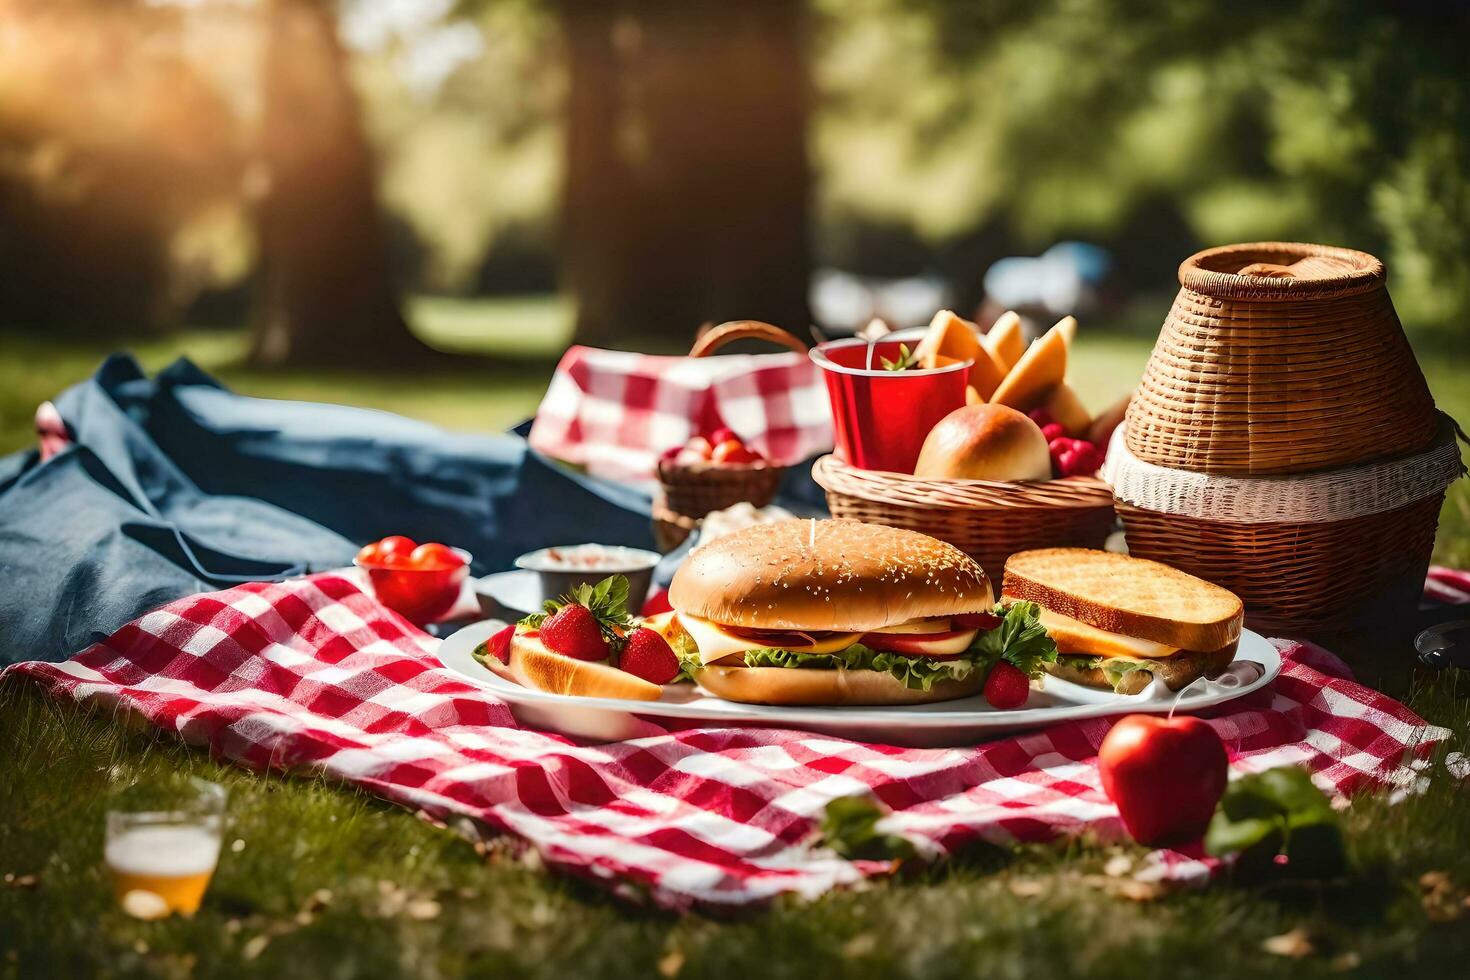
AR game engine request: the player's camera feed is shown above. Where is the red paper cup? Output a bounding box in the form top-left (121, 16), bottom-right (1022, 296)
top-left (810, 330), bottom-right (972, 473)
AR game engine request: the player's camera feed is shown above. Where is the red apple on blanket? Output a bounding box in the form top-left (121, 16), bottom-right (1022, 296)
top-left (1099, 714), bottom-right (1229, 846)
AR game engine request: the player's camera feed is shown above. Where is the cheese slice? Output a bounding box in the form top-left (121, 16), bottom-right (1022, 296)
top-left (1037, 608), bottom-right (1179, 660)
top-left (678, 615), bottom-right (863, 665)
top-left (867, 617), bottom-right (951, 635)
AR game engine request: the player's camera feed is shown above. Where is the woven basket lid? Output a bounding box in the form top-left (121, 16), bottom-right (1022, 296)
top-left (1126, 241), bottom-right (1438, 476)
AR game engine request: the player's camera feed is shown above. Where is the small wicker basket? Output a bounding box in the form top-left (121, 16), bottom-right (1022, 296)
top-left (1126, 242), bottom-right (1437, 476)
top-left (812, 454), bottom-right (1116, 588)
top-left (652, 321), bottom-right (808, 550)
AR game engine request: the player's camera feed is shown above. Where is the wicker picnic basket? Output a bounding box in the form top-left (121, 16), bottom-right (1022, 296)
top-left (1125, 242), bottom-right (1437, 476)
top-left (812, 454), bottom-right (1116, 588)
top-left (652, 321), bottom-right (807, 550)
top-left (1112, 242), bottom-right (1462, 634)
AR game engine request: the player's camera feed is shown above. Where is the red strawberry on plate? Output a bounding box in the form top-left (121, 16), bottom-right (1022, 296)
top-left (485, 624), bottom-right (515, 664)
top-left (619, 627), bottom-right (679, 685)
top-left (983, 660), bottom-right (1030, 709)
top-left (539, 603), bottom-right (609, 661)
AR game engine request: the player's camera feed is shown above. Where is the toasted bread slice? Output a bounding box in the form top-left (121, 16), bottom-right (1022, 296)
top-left (1002, 548), bottom-right (1243, 652)
top-left (1046, 641), bottom-right (1238, 694)
top-left (506, 632), bottom-right (662, 701)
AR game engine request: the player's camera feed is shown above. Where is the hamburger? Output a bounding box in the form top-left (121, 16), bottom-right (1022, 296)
top-left (1001, 548), bottom-right (1244, 695)
top-left (663, 519), bottom-right (1056, 706)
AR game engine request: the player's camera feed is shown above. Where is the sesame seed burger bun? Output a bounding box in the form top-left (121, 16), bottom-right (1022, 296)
top-left (668, 519), bottom-right (993, 632)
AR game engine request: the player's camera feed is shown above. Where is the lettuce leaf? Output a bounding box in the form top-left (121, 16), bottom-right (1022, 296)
top-left (742, 644), bottom-right (980, 692)
top-left (1054, 654), bottom-right (1157, 692)
top-left (970, 601), bottom-right (1058, 678)
top-left (1098, 657), bottom-right (1154, 689)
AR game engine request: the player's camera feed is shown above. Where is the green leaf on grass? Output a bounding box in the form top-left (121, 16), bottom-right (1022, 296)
top-left (819, 797), bottom-right (916, 862)
top-left (1205, 766), bottom-right (1345, 878)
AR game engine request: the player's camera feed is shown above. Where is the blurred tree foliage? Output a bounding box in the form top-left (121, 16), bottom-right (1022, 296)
top-left (3, 0), bottom-right (1466, 345)
top-left (818, 0), bottom-right (1470, 339)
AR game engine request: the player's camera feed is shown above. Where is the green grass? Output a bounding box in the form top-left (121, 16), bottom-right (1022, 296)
top-left (2, 300), bottom-right (1470, 977)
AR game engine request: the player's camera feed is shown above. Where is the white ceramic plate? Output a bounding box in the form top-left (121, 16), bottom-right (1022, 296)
top-left (436, 623), bottom-right (1281, 747)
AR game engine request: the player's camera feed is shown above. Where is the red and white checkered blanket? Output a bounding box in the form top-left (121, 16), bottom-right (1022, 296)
top-left (527, 345), bottom-right (832, 482)
top-left (9, 570), bottom-right (1463, 908)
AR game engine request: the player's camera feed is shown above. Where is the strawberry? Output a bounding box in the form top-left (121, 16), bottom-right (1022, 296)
top-left (485, 624), bottom-right (515, 664)
top-left (983, 660), bottom-right (1030, 709)
top-left (539, 603), bottom-right (608, 661)
top-left (1049, 437), bottom-right (1103, 477)
top-left (520, 575), bottom-right (635, 662)
top-left (640, 588), bottom-right (673, 617)
top-left (619, 627), bottom-right (679, 685)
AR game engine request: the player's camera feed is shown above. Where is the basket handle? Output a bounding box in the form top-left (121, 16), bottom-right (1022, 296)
top-left (689, 321), bottom-right (808, 358)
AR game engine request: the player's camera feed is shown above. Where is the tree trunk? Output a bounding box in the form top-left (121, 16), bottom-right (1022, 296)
top-left (560, 0), bottom-right (811, 349)
top-left (250, 0), bottom-right (430, 367)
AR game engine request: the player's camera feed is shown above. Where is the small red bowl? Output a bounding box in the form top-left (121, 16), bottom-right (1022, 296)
top-left (355, 549), bottom-right (471, 626)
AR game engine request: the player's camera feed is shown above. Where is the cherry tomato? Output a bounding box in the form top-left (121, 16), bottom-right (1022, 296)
top-left (377, 535), bottom-right (417, 558)
top-left (380, 551), bottom-right (414, 568)
top-left (410, 542), bottom-right (463, 570)
top-left (356, 542), bottom-right (384, 565)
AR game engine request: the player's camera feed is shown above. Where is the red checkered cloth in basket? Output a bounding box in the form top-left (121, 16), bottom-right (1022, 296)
top-left (527, 345), bottom-right (832, 481)
top-left (8, 573), bottom-right (1457, 908)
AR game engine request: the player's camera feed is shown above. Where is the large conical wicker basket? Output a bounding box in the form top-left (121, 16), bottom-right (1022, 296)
top-left (1126, 242), bottom-right (1437, 476)
top-left (1114, 242), bottom-right (1459, 636)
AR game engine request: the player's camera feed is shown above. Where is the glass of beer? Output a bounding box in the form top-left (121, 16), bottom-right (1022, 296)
top-left (105, 778), bottom-right (225, 918)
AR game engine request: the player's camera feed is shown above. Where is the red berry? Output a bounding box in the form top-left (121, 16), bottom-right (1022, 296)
top-left (619, 627), bottom-right (679, 685)
top-left (539, 604), bottom-right (609, 661)
top-left (983, 661), bottom-right (1030, 709)
top-left (1040, 422), bottom-right (1066, 442)
top-left (1027, 408), bottom-right (1057, 428)
top-left (709, 427), bottom-right (738, 446)
top-left (486, 624), bottom-right (515, 664)
top-left (640, 588), bottom-right (673, 617)
top-left (1067, 441), bottom-right (1103, 476)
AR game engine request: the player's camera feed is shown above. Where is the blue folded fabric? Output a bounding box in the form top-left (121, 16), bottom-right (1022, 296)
top-left (0, 355), bottom-right (659, 663)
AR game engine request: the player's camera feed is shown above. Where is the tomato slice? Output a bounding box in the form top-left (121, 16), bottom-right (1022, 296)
top-left (860, 628), bottom-right (978, 656)
top-left (953, 612), bottom-right (1003, 630)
